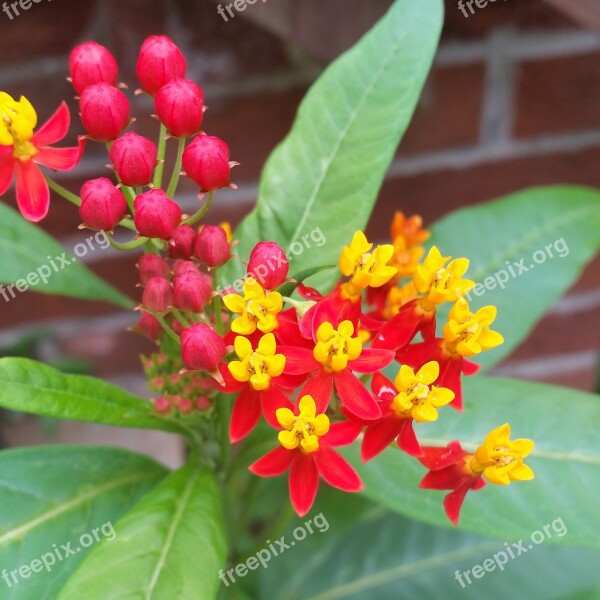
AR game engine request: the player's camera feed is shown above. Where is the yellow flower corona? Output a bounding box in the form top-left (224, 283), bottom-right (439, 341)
top-left (413, 246), bottom-right (474, 305)
top-left (391, 361), bottom-right (454, 422)
top-left (339, 231), bottom-right (398, 290)
top-left (313, 320), bottom-right (362, 373)
top-left (223, 277), bottom-right (283, 335)
top-left (471, 423), bottom-right (535, 485)
top-left (228, 333), bottom-right (285, 391)
top-left (277, 395), bottom-right (330, 453)
top-left (0, 92), bottom-right (38, 159)
top-left (443, 298), bottom-right (504, 357)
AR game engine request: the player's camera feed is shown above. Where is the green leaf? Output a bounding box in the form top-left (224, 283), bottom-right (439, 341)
top-left (0, 445), bottom-right (168, 599)
top-left (428, 185), bottom-right (600, 370)
top-left (0, 203), bottom-right (132, 308)
top-left (343, 376), bottom-right (600, 549)
top-left (220, 0), bottom-right (443, 290)
top-left (0, 357), bottom-right (182, 433)
top-left (277, 265), bottom-right (336, 298)
top-left (249, 512), bottom-right (600, 600)
top-left (59, 464), bottom-right (227, 600)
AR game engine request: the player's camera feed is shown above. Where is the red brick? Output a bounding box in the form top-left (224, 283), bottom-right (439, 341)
top-left (514, 52), bottom-right (600, 138)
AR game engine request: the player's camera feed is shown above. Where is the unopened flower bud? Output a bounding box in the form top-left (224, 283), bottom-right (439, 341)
top-left (134, 189), bottom-right (182, 240)
top-left (136, 35), bottom-right (187, 97)
top-left (247, 242), bottom-right (289, 290)
top-left (194, 225), bottom-right (230, 267)
top-left (154, 396), bottom-right (172, 414)
top-left (79, 177), bottom-right (126, 231)
top-left (142, 276), bottom-right (173, 313)
top-left (182, 135), bottom-right (233, 192)
top-left (69, 42), bottom-right (119, 95)
top-left (134, 313), bottom-right (162, 341)
top-left (155, 79), bottom-right (204, 138)
top-left (138, 254), bottom-right (171, 285)
top-left (109, 132), bottom-right (157, 186)
top-left (173, 260), bottom-right (202, 277)
top-left (180, 323), bottom-right (225, 371)
top-left (177, 397), bottom-right (194, 414)
top-left (196, 396), bottom-right (211, 411)
top-left (169, 225), bottom-right (197, 259)
top-left (79, 82), bottom-right (130, 142)
top-left (173, 272), bottom-right (211, 312)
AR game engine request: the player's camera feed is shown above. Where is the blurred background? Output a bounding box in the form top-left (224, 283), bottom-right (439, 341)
top-left (0, 0), bottom-right (599, 463)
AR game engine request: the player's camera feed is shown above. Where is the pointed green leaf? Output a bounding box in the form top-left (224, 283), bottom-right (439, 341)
top-left (0, 358), bottom-right (182, 433)
top-left (0, 445), bottom-right (168, 599)
top-left (428, 185), bottom-right (600, 370)
top-left (59, 464), bottom-right (227, 600)
top-left (220, 0), bottom-right (444, 290)
top-left (0, 203), bottom-right (132, 308)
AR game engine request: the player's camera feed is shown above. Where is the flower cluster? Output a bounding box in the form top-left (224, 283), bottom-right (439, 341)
top-left (0, 36), bottom-right (535, 526)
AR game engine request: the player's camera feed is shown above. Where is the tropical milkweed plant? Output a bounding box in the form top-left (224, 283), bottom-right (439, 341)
top-left (0, 1), bottom-right (599, 598)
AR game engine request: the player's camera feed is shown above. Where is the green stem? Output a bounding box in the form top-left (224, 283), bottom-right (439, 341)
top-left (117, 218), bottom-right (138, 232)
top-left (212, 269), bottom-right (225, 335)
top-left (105, 233), bottom-right (149, 251)
top-left (153, 124), bottom-right (168, 189)
top-left (45, 176), bottom-right (81, 206)
top-left (121, 185), bottom-right (136, 214)
top-left (181, 190), bottom-right (215, 226)
top-left (166, 137), bottom-right (186, 197)
top-left (172, 309), bottom-right (192, 329)
top-left (154, 313), bottom-right (180, 344)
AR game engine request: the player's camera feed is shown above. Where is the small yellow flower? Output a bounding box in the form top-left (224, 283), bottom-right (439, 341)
top-left (383, 281), bottom-right (418, 319)
top-left (443, 297), bottom-right (504, 357)
top-left (390, 211), bottom-right (430, 248)
top-left (339, 231), bottom-right (398, 290)
top-left (228, 333), bottom-right (285, 391)
top-left (313, 320), bottom-right (362, 372)
top-left (471, 423), bottom-right (535, 485)
top-left (220, 221), bottom-right (233, 244)
top-left (0, 92), bottom-right (38, 158)
top-left (277, 395), bottom-right (330, 453)
top-left (413, 246), bottom-right (474, 305)
top-left (223, 278), bottom-right (283, 335)
top-left (391, 361), bottom-right (454, 422)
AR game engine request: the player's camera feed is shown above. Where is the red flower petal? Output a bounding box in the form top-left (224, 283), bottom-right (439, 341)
top-left (397, 418), bottom-right (422, 457)
top-left (35, 137), bottom-right (86, 171)
top-left (419, 467), bottom-right (471, 491)
top-left (361, 414), bottom-right (403, 462)
top-left (326, 419), bottom-right (363, 447)
top-left (371, 372), bottom-right (397, 402)
top-left (297, 284), bottom-right (323, 301)
top-left (15, 160), bottom-right (50, 222)
top-left (419, 441), bottom-right (466, 470)
top-left (217, 362), bottom-right (246, 393)
top-left (349, 348), bottom-right (394, 373)
top-left (444, 481), bottom-right (473, 526)
top-left (462, 359), bottom-right (480, 376)
top-left (229, 387), bottom-right (262, 443)
top-left (289, 452), bottom-right (319, 517)
top-left (372, 300), bottom-right (425, 351)
top-left (0, 154), bottom-right (16, 196)
top-left (438, 357), bottom-right (464, 412)
top-left (300, 372), bottom-right (333, 414)
top-left (333, 369), bottom-right (382, 420)
top-left (279, 346), bottom-right (318, 375)
top-left (313, 444), bottom-right (363, 492)
top-left (32, 101), bottom-right (70, 147)
top-left (249, 446), bottom-right (294, 477)
top-left (260, 385), bottom-right (293, 429)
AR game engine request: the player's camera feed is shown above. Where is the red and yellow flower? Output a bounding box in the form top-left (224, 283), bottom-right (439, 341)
top-left (0, 93), bottom-right (85, 222)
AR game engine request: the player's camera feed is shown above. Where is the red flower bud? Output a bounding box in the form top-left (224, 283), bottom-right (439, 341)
top-left (173, 260), bottom-right (202, 278)
top-left (142, 276), bottom-right (173, 313)
top-left (69, 42), bottom-right (119, 95)
top-left (79, 83), bottom-right (130, 142)
top-left (177, 397), bottom-right (194, 414)
top-left (109, 132), bottom-right (157, 187)
top-left (138, 254), bottom-right (171, 285)
top-left (247, 242), bottom-right (289, 290)
top-left (154, 79), bottom-right (204, 138)
top-left (180, 323), bottom-right (225, 371)
top-left (136, 35), bottom-right (187, 97)
top-left (154, 397), bottom-right (171, 414)
top-left (173, 272), bottom-right (211, 312)
top-left (196, 396), bottom-right (212, 411)
top-left (134, 189), bottom-right (182, 240)
top-left (168, 225), bottom-right (197, 259)
top-left (134, 313), bottom-right (162, 341)
top-left (79, 177), bottom-right (127, 231)
top-left (182, 135), bottom-right (233, 192)
top-left (194, 225), bottom-right (230, 267)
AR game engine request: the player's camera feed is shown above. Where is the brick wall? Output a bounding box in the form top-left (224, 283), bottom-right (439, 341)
top-left (0, 0), bottom-right (598, 433)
